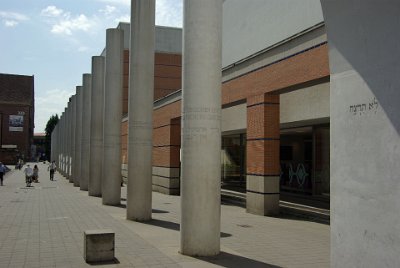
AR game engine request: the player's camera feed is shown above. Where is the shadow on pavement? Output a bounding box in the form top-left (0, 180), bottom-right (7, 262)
top-left (143, 219), bottom-right (232, 238)
top-left (197, 251), bottom-right (282, 268)
top-left (112, 203), bottom-right (169, 215)
top-left (87, 257), bottom-right (120, 266)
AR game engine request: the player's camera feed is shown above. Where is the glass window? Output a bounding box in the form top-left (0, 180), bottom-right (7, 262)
top-left (221, 134), bottom-right (246, 193)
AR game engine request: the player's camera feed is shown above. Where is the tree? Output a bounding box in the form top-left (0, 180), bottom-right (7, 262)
top-left (44, 114), bottom-right (59, 161)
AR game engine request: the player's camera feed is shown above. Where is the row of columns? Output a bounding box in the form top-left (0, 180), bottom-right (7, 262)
top-left (47, 1), bottom-right (400, 265)
top-left (51, 0), bottom-right (223, 257)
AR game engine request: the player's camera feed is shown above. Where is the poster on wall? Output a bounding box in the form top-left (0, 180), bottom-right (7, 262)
top-left (9, 115), bottom-right (24, 131)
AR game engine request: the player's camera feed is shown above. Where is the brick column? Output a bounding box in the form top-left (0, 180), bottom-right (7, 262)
top-left (246, 93), bottom-right (280, 216)
top-left (152, 117), bottom-right (180, 195)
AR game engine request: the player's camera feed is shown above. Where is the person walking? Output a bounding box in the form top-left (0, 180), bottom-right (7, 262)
top-left (0, 162), bottom-right (5, 186)
top-left (48, 161), bottom-right (56, 181)
top-left (33, 164), bottom-right (39, 183)
top-left (24, 164), bottom-right (33, 187)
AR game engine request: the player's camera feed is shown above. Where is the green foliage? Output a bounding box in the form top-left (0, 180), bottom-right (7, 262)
top-left (44, 114), bottom-right (59, 160)
top-left (45, 114), bottom-right (59, 137)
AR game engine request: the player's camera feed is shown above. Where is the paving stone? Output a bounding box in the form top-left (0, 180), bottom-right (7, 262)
top-left (0, 162), bottom-right (329, 267)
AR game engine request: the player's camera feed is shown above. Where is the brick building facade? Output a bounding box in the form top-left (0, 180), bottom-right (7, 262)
top-left (0, 73), bottom-right (34, 164)
top-left (118, 9), bottom-right (331, 215)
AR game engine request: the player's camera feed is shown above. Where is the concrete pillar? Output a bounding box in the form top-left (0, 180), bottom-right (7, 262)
top-left (63, 108), bottom-right (67, 176)
top-left (246, 94), bottom-right (280, 216)
top-left (55, 118), bottom-right (59, 168)
top-left (69, 95), bottom-right (76, 183)
top-left (56, 119), bottom-right (60, 168)
top-left (102, 29), bottom-right (123, 205)
top-left (60, 111), bottom-right (65, 175)
top-left (80, 74), bottom-right (92, 191)
top-left (180, 0), bottom-right (223, 256)
top-left (59, 114), bottom-right (63, 171)
top-left (54, 123), bottom-right (58, 161)
top-left (89, 56), bottom-right (105, 197)
top-left (74, 86), bottom-right (83, 187)
top-left (320, 2), bottom-right (400, 267)
top-left (51, 124), bottom-right (57, 163)
top-left (64, 106), bottom-right (68, 176)
top-left (50, 126), bottom-right (54, 162)
top-left (58, 114), bottom-right (62, 172)
top-left (68, 98), bottom-right (73, 178)
top-left (126, 0), bottom-right (155, 221)
top-left (66, 101), bottom-right (71, 180)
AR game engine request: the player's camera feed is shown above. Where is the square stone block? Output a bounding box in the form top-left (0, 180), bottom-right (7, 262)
top-left (84, 229), bottom-right (115, 263)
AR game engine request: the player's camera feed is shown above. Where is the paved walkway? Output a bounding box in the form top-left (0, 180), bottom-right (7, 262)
top-left (0, 162), bottom-right (329, 268)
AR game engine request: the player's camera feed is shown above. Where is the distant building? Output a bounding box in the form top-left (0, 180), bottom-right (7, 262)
top-left (33, 132), bottom-right (46, 161)
top-left (0, 73), bottom-right (34, 164)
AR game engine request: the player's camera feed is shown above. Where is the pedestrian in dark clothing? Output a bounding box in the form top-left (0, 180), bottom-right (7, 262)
top-left (48, 161), bottom-right (56, 181)
top-left (0, 162), bottom-right (5, 186)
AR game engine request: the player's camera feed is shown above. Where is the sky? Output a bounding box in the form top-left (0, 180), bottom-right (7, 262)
top-left (0, 0), bottom-right (183, 133)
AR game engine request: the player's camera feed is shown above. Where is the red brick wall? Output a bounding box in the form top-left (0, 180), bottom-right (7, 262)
top-left (246, 94), bottom-right (280, 176)
top-left (0, 73), bottom-right (34, 164)
top-left (154, 53), bottom-right (182, 100)
top-left (121, 120), bottom-right (128, 164)
top-left (120, 51), bottom-right (182, 164)
top-left (222, 44), bottom-right (329, 105)
top-left (0, 104), bottom-right (33, 163)
top-left (122, 51), bottom-right (182, 115)
top-left (124, 44), bottom-right (329, 179)
top-left (152, 104), bottom-right (181, 167)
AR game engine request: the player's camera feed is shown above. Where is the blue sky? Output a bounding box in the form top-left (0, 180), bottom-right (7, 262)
top-left (0, 0), bottom-right (182, 132)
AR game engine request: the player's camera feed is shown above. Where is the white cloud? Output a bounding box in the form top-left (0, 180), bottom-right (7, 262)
top-left (115, 14), bottom-right (130, 23)
top-left (98, 0), bottom-right (129, 6)
top-left (96, 0), bottom-right (182, 27)
top-left (103, 0), bottom-right (182, 27)
top-left (40, 6), bottom-right (98, 36)
top-left (156, 0), bottom-right (182, 27)
top-left (0, 11), bottom-right (29, 21)
top-left (0, 11), bottom-right (29, 27)
top-left (100, 5), bottom-right (117, 16)
top-left (35, 88), bottom-right (75, 132)
top-left (4, 20), bottom-right (18, 27)
top-left (78, 46), bottom-right (89, 52)
top-left (41, 6), bottom-right (64, 17)
top-left (51, 14), bottom-right (95, 35)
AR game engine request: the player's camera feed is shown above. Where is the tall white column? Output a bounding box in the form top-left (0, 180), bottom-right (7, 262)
top-left (59, 114), bottom-right (63, 172)
top-left (320, 2), bottom-right (400, 267)
top-left (51, 126), bottom-right (54, 162)
top-left (68, 98), bottom-right (73, 178)
top-left (62, 107), bottom-right (67, 177)
top-left (56, 116), bottom-right (61, 170)
top-left (180, 0), bottom-right (223, 256)
top-left (102, 29), bottom-right (123, 205)
top-left (126, 0), bottom-right (155, 221)
top-left (66, 101), bottom-right (71, 180)
top-left (80, 74), bottom-right (92, 191)
top-left (69, 95), bottom-right (76, 183)
top-left (89, 56), bottom-right (105, 197)
top-left (51, 124), bottom-right (57, 163)
top-left (60, 111), bottom-right (65, 175)
top-left (74, 86), bottom-right (83, 187)
top-left (56, 118), bottom-right (60, 168)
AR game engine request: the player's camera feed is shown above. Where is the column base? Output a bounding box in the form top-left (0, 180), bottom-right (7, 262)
top-left (152, 166), bottom-right (180, 195)
top-left (246, 175), bottom-right (280, 216)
